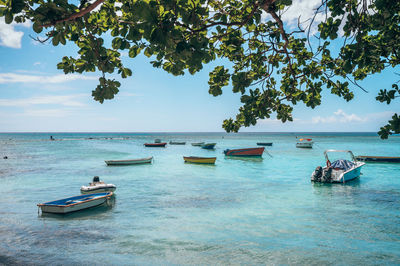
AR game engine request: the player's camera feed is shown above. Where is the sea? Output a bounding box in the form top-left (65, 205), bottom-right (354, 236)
top-left (0, 132), bottom-right (399, 265)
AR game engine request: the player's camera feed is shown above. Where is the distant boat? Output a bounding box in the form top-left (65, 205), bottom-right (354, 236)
top-left (81, 176), bottom-right (116, 194)
top-left (37, 192), bottom-right (113, 214)
top-left (311, 150), bottom-right (365, 183)
top-left (144, 143), bottom-right (167, 147)
top-left (191, 142), bottom-right (205, 146)
top-left (296, 138), bottom-right (313, 148)
top-left (105, 156), bottom-right (153, 166)
top-left (169, 141), bottom-right (186, 145)
top-left (224, 147), bottom-right (265, 157)
top-left (257, 142), bottom-right (273, 146)
top-left (183, 156), bottom-right (216, 164)
top-left (201, 143), bottom-right (216, 149)
top-left (355, 155), bottom-right (400, 163)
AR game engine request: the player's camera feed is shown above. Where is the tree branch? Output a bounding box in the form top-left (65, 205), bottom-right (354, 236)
top-left (40, 0), bottom-right (105, 28)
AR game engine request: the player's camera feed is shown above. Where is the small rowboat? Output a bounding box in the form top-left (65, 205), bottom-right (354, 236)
top-left (201, 143), bottom-right (216, 149)
top-left (355, 156), bottom-right (400, 163)
top-left (296, 138), bottom-right (313, 148)
top-left (183, 156), bottom-right (216, 164)
top-left (169, 141), bottom-right (186, 145)
top-left (257, 142), bottom-right (273, 146)
top-left (224, 147), bottom-right (265, 157)
top-left (37, 192), bottom-right (113, 214)
top-left (81, 176), bottom-right (116, 194)
top-left (191, 142), bottom-right (205, 146)
top-left (144, 142), bottom-right (167, 147)
top-left (105, 156), bottom-right (153, 166)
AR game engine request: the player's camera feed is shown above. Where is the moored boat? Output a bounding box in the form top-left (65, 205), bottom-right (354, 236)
top-left (191, 142), bottom-right (205, 146)
top-left (144, 142), bottom-right (167, 147)
top-left (355, 155), bottom-right (400, 163)
top-left (183, 156), bottom-right (216, 164)
top-left (201, 143), bottom-right (216, 149)
top-left (169, 141), bottom-right (186, 145)
top-left (296, 138), bottom-right (313, 148)
top-left (224, 147), bottom-right (265, 157)
top-left (105, 156), bottom-right (153, 166)
top-left (311, 150), bottom-right (365, 183)
top-left (37, 192), bottom-right (113, 214)
top-left (81, 176), bottom-right (116, 194)
top-left (257, 142), bottom-right (273, 146)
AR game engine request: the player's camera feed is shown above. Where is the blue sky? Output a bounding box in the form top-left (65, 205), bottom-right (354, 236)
top-left (0, 4), bottom-right (398, 132)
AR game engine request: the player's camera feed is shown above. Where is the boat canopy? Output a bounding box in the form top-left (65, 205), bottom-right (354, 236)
top-left (330, 159), bottom-right (355, 171)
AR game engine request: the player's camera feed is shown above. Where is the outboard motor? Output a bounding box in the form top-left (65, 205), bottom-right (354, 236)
top-left (93, 176), bottom-right (100, 182)
top-left (321, 167), bottom-right (332, 183)
top-left (311, 166), bottom-right (323, 182)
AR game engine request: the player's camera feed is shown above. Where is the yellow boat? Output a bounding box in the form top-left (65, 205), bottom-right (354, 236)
top-left (183, 156), bottom-right (216, 164)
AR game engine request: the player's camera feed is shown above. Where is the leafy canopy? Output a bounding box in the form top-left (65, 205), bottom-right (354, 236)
top-left (1, 0), bottom-right (399, 138)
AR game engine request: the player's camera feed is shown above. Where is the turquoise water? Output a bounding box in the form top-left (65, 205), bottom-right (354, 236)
top-left (0, 132), bottom-right (399, 265)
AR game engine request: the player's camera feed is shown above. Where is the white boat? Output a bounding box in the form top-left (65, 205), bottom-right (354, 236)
top-left (105, 156), bottom-right (153, 166)
top-left (81, 176), bottom-right (116, 194)
top-left (296, 138), bottom-right (313, 148)
top-left (311, 150), bottom-right (365, 183)
top-left (37, 192), bottom-right (113, 214)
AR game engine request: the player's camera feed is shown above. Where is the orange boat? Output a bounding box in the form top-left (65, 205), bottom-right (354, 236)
top-left (144, 142), bottom-right (167, 147)
top-left (224, 147), bottom-right (265, 157)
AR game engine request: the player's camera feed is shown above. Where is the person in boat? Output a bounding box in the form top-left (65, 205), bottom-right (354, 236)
top-left (90, 176), bottom-right (105, 186)
top-left (50, 136), bottom-right (54, 140)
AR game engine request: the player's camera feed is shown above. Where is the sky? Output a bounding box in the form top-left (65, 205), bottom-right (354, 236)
top-left (0, 0), bottom-right (398, 133)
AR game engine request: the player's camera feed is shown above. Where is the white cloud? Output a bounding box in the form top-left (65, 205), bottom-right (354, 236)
top-left (281, 0), bottom-right (325, 26)
top-left (312, 109), bottom-right (367, 124)
top-left (23, 108), bottom-right (73, 117)
top-left (0, 17), bottom-right (31, 49)
top-left (33, 62), bottom-right (41, 66)
top-left (0, 94), bottom-right (87, 107)
top-left (0, 73), bottom-right (97, 84)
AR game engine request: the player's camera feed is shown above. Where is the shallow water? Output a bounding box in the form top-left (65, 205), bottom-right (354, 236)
top-left (0, 132), bottom-right (399, 265)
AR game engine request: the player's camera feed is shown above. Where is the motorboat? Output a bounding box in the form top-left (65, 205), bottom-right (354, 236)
top-left (224, 147), bottom-right (265, 157)
top-left (37, 192), bottom-right (113, 214)
top-left (183, 156), bottom-right (216, 164)
top-left (296, 138), bottom-right (313, 148)
top-left (80, 176), bottom-right (116, 194)
top-left (311, 150), bottom-right (365, 183)
top-left (105, 156), bottom-right (153, 166)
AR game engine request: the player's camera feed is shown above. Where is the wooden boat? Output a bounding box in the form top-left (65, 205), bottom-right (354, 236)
top-left (224, 147), bottom-right (265, 157)
top-left (81, 176), bottom-right (116, 194)
top-left (296, 138), bottom-right (313, 148)
top-left (169, 141), bottom-right (186, 145)
top-left (144, 142), bottom-right (167, 147)
top-left (191, 142), bottom-right (205, 146)
top-left (105, 156), bottom-right (153, 165)
top-left (37, 192), bottom-right (113, 214)
top-left (201, 143), bottom-right (216, 149)
top-left (311, 150), bottom-right (365, 183)
top-left (355, 156), bottom-right (400, 163)
top-left (183, 156), bottom-right (216, 164)
top-left (257, 142), bottom-right (273, 146)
